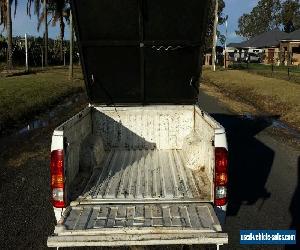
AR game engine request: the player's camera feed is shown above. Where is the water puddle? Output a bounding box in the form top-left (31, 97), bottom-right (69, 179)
top-left (17, 93), bottom-right (84, 135)
top-left (18, 120), bottom-right (49, 134)
top-left (243, 113), bottom-right (300, 141)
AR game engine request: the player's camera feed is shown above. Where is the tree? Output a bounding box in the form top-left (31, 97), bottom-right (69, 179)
top-left (212, 0), bottom-right (218, 71)
top-left (44, 0), bottom-right (48, 66)
top-left (205, 0), bottom-right (226, 48)
top-left (6, 0), bottom-right (12, 69)
top-left (0, 0), bottom-right (18, 69)
top-left (236, 0), bottom-right (281, 39)
top-left (68, 7), bottom-right (73, 80)
top-left (27, 0), bottom-right (48, 66)
top-left (48, 0), bottom-right (70, 63)
top-left (281, 0), bottom-right (300, 33)
top-left (26, 0), bottom-right (41, 19)
top-left (27, 0), bottom-right (70, 65)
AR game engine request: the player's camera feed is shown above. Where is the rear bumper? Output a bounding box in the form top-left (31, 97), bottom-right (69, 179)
top-left (48, 232), bottom-right (228, 247)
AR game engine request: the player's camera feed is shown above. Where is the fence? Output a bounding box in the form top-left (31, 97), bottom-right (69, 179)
top-left (226, 51), bottom-right (300, 84)
top-left (227, 51), bottom-right (300, 66)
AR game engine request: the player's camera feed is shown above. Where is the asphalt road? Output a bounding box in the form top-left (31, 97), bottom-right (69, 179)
top-left (198, 90), bottom-right (300, 250)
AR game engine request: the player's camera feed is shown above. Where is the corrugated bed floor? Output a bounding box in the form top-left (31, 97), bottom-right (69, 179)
top-left (82, 149), bottom-right (211, 201)
top-left (64, 203), bottom-right (218, 230)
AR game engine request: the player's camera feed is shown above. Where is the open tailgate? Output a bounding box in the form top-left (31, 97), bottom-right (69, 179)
top-left (48, 203), bottom-right (228, 247)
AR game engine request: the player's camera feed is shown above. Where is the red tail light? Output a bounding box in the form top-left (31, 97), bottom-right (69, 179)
top-left (50, 150), bottom-right (65, 208)
top-left (214, 147), bottom-right (228, 206)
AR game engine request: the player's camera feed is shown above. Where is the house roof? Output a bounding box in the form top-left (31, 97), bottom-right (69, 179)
top-left (227, 29), bottom-right (288, 49)
top-left (239, 29), bottom-right (287, 48)
top-left (281, 29), bottom-right (300, 41)
top-left (227, 42), bottom-right (244, 48)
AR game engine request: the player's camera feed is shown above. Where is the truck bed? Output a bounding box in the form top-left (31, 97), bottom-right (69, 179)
top-left (80, 149), bottom-right (211, 203)
top-left (49, 105), bottom-right (227, 247)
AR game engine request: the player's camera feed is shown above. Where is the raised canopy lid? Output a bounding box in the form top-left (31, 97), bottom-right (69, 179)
top-left (71, 0), bottom-right (210, 104)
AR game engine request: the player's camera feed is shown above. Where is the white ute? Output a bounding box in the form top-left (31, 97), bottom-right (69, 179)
top-left (47, 0), bottom-right (229, 248)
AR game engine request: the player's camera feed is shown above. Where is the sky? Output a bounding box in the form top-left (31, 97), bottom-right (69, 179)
top-left (219, 0), bottom-right (259, 43)
top-left (0, 0), bottom-right (258, 42)
top-left (0, 1), bottom-right (71, 40)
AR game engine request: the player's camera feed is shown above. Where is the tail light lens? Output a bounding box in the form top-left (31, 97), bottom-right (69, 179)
top-left (50, 150), bottom-right (65, 208)
top-left (214, 147), bottom-right (228, 206)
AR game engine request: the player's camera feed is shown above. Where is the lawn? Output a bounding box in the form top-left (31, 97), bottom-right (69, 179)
top-left (202, 68), bottom-right (300, 130)
top-left (229, 63), bottom-right (300, 84)
top-left (0, 67), bottom-right (84, 129)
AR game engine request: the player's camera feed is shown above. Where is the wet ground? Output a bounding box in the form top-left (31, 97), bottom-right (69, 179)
top-left (0, 89), bottom-right (299, 249)
top-left (17, 94), bottom-right (85, 136)
top-left (198, 90), bottom-right (300, 250)
top-left (0, 92), bottom-right (86, 137)
top-left (0, 92), bottom-right (88, 249)
top-left (240, 113), bottom-right (300, 143)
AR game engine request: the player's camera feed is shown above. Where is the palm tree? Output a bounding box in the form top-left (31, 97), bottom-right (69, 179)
top-left (48, 0), bottom-right (70, 63)
top-left (43, 0), bottom-right (48, 66)
top-left (27, 0), bottom-right (70, 64)
top-left (6, 0), bottom-right (12, 69)
top-left (68, 7), bottom-right (73, 80)
top-left (27, 0), bottom-right (48, 66)
top-left (0, 0), bottom-right (18, 70)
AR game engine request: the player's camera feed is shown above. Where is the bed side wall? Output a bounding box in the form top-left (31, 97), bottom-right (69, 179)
top-left (52, 107), bottom-right (93, 193)
top-left (194, 107), bottom-right (216, 184)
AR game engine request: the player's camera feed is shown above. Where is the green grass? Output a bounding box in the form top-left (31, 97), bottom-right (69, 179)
top-left (229, 63), bottom-right (300, 84)
top-left (0, 67), bottom-right (84, 127)
top-left (202, 68), bottom-right (300, 130)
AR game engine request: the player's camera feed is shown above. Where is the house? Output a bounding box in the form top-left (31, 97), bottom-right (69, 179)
top-left (226, 43), bottom-right (244, 61)
top-left (280, 29), bottom-right (300, 66)
top-left (226, 29), bottom-right (288, 64)
top-left (238, 29), bottom-right (287, 64)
